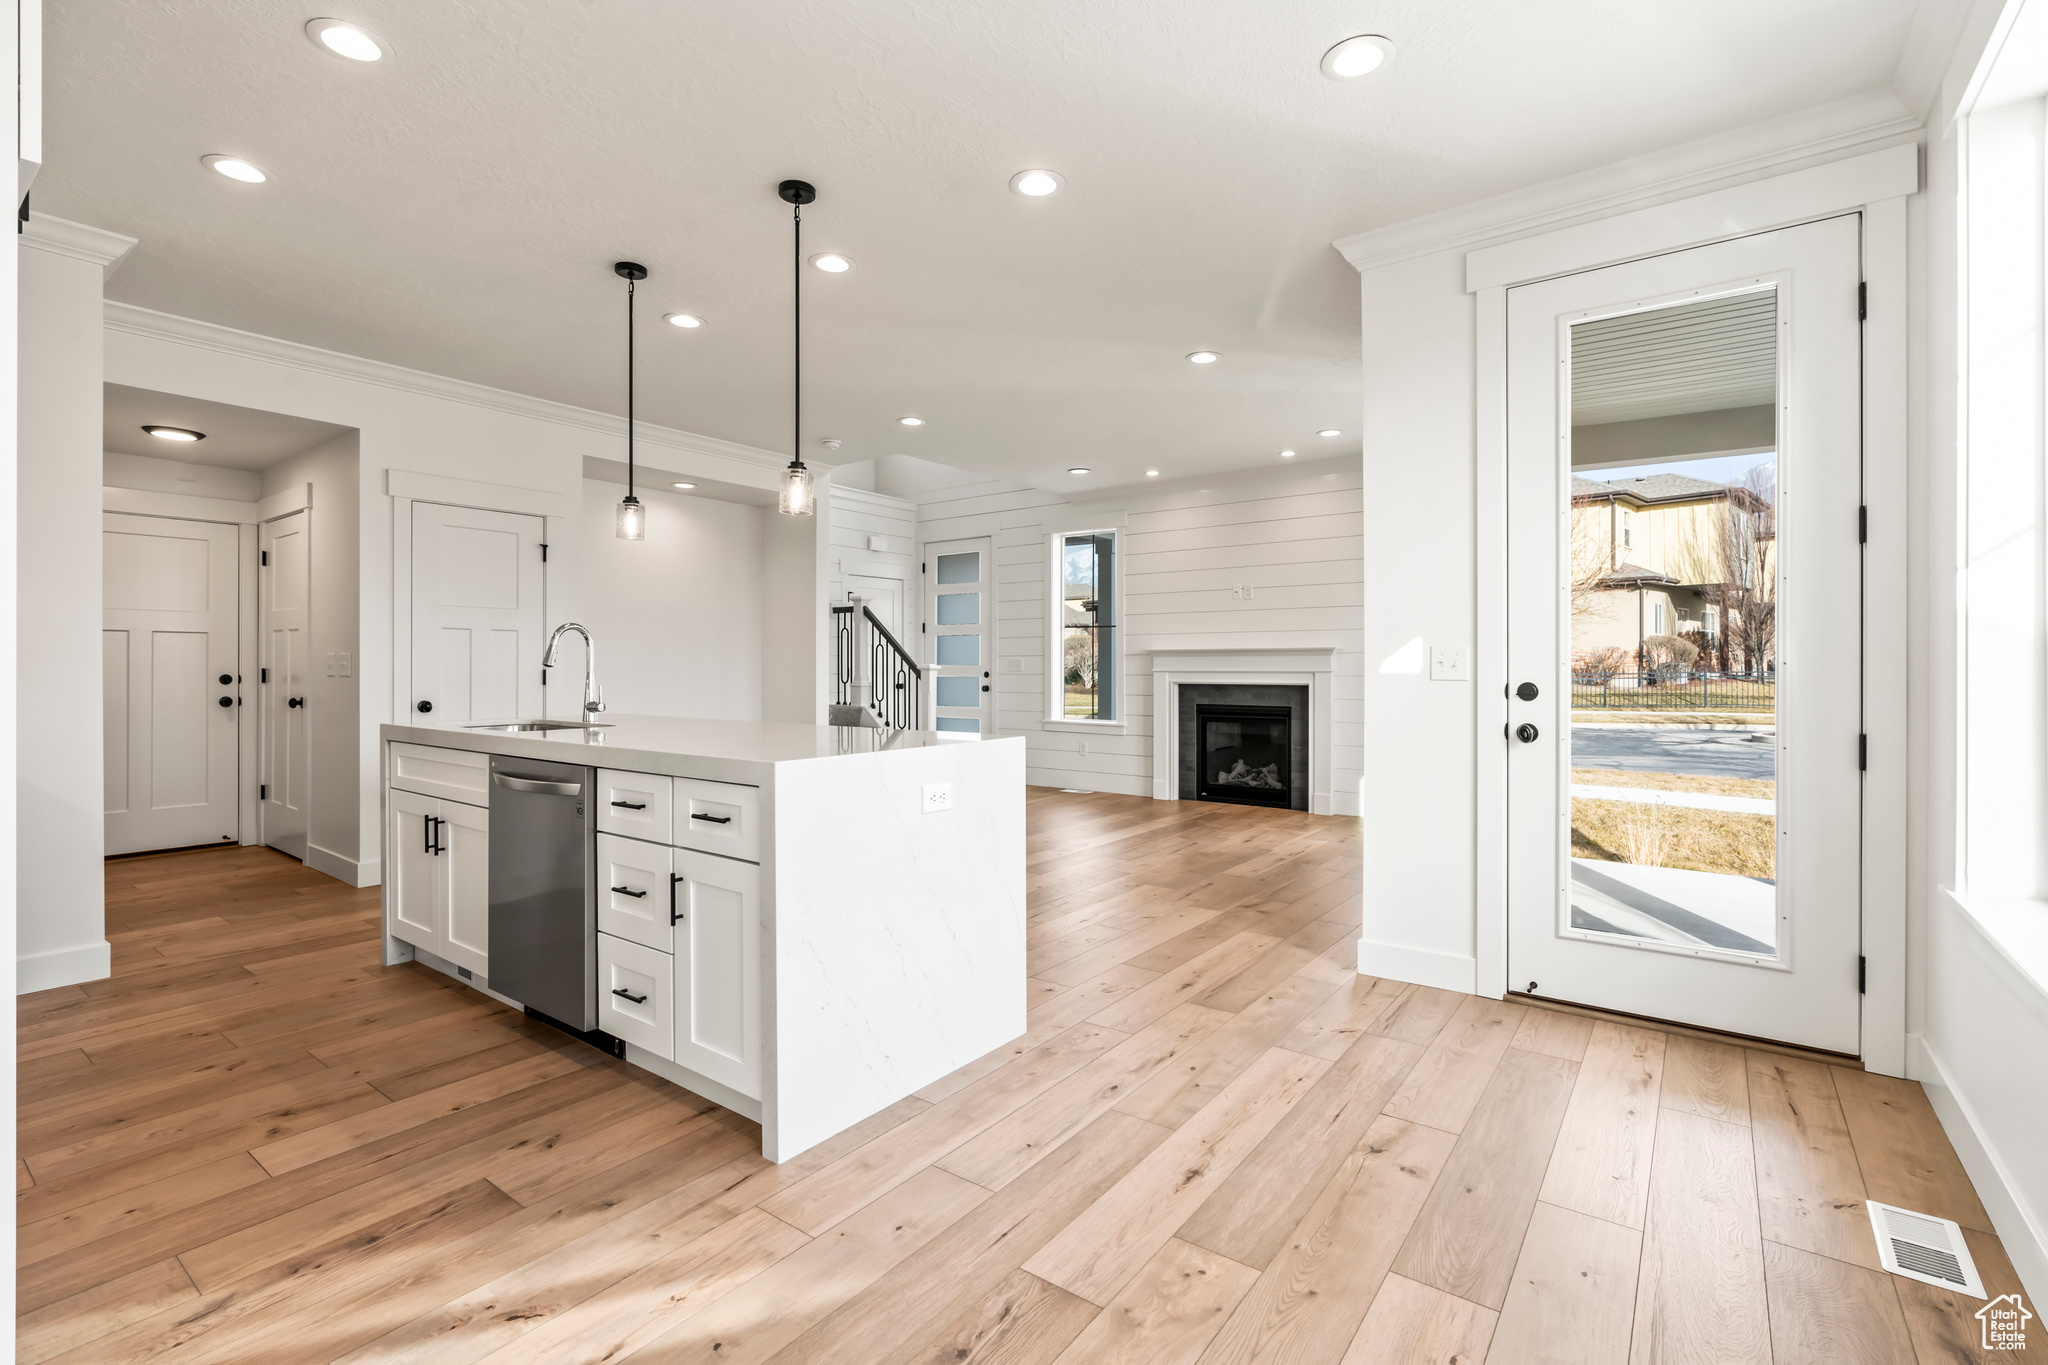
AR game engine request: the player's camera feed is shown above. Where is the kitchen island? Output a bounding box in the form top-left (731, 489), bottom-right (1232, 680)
top-left (379, 715), bottom-right (1026, 1161)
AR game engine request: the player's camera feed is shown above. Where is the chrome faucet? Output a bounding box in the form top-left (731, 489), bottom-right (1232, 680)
top-left (542, 622), bottom-right (605, 720)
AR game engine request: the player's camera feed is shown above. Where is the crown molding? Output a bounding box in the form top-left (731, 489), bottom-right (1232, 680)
top-left (101, 301), bottom-right (798, 484)
top-left (1332, 89), bottom-right (1922, 275)
top-left (827, 484), bottom-right (920, 517)
top-left (21, 213), bottom-right (137, 278)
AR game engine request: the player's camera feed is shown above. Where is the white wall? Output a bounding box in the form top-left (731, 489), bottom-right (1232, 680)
top-left (906, 458), bottom-right (1364, 809)
top-left (104, 450), bottom-right (260, 500)
top-left (260, 431), bottom-right (361, 878)
top-left (827, 481), bottom-right (919, 620)
top-left (17, 225), bottom-right (114, 992)
top-left (574, 476), bottom-right (764, 720)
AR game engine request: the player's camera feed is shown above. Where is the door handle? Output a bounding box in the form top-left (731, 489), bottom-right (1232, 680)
top-left (417, 700), bottom-right (433, 713)
top-left (1515, 723), bottom-right (1540, 743)
top-left (981, 685), bottom-right (990, 692)
top-left (611, 987), bottom-right (648, 1005)
top-left (219, 673), bottom-right (233, 685)
top-left (492, 773), bottom-right (584, 796)
top-left (218, 696), bottom-right (233, 708)
top-left (689, 812), bottom-right (731, 825)
top-left (288, 697), bottom-right (304, 709)
top-left (611, 885), bottom-right (647, 898)
top-left (671, 872), bottom-right (685, 925)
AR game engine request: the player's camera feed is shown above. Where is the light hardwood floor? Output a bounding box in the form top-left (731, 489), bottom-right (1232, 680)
top-left (16, 789), bottom-right (2024, 1363)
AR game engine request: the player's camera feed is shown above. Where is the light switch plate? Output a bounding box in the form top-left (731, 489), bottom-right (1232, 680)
top-left (1004, 657), bottom-right (1022, 673)
top-left (868, 534), bottom-right (889, 552)
top-left (1430, 645), bottom-right (1468, 681)
top-left (922, 782), bottom-right (953, 814)
top-left (324, 652), bottom-right (337, 677)
top-left (338, 652), bottom-right (351, 677)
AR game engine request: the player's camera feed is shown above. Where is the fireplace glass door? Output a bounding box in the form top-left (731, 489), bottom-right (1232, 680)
top-left (1196, 704), bottom-right (1291, 807)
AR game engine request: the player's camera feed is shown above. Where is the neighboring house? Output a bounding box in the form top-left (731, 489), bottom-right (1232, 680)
top-left (1570, 472), bottom-right (1776, 673)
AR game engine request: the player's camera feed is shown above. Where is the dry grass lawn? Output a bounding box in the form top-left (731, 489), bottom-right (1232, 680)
top-left (1570, 767), bottom-right (1776, 800)
top-left (1571, 796), bottom-right (1776, 879)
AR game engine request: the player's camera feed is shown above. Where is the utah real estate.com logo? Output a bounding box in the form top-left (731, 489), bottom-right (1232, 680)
top-left (1979, 1294), bottom-right (2032, 1352)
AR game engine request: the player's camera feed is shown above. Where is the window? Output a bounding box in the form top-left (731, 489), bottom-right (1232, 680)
top-left (1055, 532), bottom-right (1116, 721)
top-left (1621, 510), bottom-right (1634, 549)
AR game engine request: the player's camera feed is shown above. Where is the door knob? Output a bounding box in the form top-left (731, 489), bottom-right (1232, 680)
top-left (217, 695), bottom-right (233, 708)
top-left (981, 684), bottom-right (990, 692)
top-left (288, 697), bottom-right (304, 709)
top-left (417, 700), bottom-right (433, 713)
top-left (1515, 682), bottom-right (1539, 701)
top-left (218, 673), bottom-right (233, 686)
top-left (1515, 722), bottom-right (1540, 743)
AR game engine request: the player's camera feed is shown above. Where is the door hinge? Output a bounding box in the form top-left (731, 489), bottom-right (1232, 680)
top-left (261, 667), bottom-right (268, 683)
top-left (921, 562), bottom-right (926, 573)
top-left (1859, 955), bottom-right (1867, 994)
top-left (1859, 506), bottom-right (1868, 543)
top-left (540, 542), bottom-right (549, 563)
top-left (260, 550), bottom-right (269, 566)
top-left (1858, 281), bottom-right (1867, 320)
top-left (1859, 734), bottom-right (1868, 770)
top-left (260, 784), bottom-right (267, 800)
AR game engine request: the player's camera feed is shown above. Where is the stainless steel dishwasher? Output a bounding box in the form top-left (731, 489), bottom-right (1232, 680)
top-left (487, 755), bottom-right (596, 1031)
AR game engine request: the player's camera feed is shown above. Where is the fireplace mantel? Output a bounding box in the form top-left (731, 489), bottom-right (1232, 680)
top-left (1140, 637), bottom-right (1340, 816)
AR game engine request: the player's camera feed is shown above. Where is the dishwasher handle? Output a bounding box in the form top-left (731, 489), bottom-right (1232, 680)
top-left (492, 772), bottom-right (585, 797)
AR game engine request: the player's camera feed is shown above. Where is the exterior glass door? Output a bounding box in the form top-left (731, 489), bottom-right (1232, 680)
top-left (1505, 215), bottom-right (1864, 1054)
top-left (926, 537), bottom-right (992, 734)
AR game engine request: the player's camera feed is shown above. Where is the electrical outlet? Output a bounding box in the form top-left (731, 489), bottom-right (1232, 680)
top-left (1077, 740), bottom-right (1088, 757)
top-left (922, 782), bottom-right (953, 814)
top-left (1429, 645), bottom-right (1469, 681)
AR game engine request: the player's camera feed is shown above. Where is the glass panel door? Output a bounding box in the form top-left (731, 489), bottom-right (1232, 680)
top-left (926, 537), bottom-right (991, 734)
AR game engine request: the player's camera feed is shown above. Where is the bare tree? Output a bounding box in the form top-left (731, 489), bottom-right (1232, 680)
top-left (1568, 497), bottom-right (1619, 625)
top-left (1720, 463), bottom-right (1777, 674)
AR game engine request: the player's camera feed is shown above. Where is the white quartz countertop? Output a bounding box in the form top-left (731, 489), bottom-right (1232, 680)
top-left (382, 714), bottom-right (1011, 785)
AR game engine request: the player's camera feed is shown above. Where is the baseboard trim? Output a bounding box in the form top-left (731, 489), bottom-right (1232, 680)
top-left (1909, 1032), bottom-right (2048, 1304)
top-left (18, 941), bottom-right (112, 995)
top-left (306, 843), bottom-right (379, 889)
top-left (1355, 939), bottom-right (1476, 994)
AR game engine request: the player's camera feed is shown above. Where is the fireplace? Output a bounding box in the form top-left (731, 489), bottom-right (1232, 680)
top-left (1150, 640), bottom-right (1334, 814)
top-left (1194, 703), bottom-right (1295, 809)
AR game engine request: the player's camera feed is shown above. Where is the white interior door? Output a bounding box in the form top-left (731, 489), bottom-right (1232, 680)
top-left (847, 570), bottom-right (905, 639)
top-left (261, 511), bottom-right (310, 860)
top-left (103, 513), bottom-right (241, 855)
top-left (1506, 214), bottom-right (1864, 1054)
top-left (925, 537), bottom-right (992, 734)
top-left (410, 503), bottom-right (545, 724)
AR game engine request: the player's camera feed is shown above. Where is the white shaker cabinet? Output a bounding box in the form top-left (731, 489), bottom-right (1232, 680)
top-left (387, 786), bottom-right (490, 976)
top-left (672, 849), bottom-right (762, 1098)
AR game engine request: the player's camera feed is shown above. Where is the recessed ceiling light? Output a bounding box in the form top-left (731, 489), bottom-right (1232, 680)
top-left (672, 482), bottom-right (696, 490)
top-left (1146, 470), bottom-right (1160, 477)
top-left (202, 155), bottom-right (267, 183)
top-left (1318, 428), bottom-right (1342, 437)
top-left (810, 253), bottom-right (854, 273)
top-left (143, 425), bottom-right (205, 442)
top-left (1280, 450), bottom-right (1296, 458)
top-left (1068, 467), bottom-right (1090, 475)
top-left (1009, 169), bottom-right (1064, 197)
top-left (1187, 351), bottom-right (1219, 364)
top-left (305, 18), bottom-right (386, 61)
top-left (664, 313), bottom-right (702, 328)
top-left (1321, 34), bottom-right (1395, 80)
top-left (898, 416), bottom-right (924, 426)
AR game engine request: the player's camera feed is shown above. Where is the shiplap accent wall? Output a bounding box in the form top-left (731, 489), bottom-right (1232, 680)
top-left (826, 485), bottom-right (920, 620)
top-left (908, 457), bottom-right (1363, 813)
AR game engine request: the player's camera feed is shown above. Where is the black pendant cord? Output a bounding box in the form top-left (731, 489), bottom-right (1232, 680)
top-left (791, 200), bottom-right (803, 470)
top-left (626, 275), bottom-right (636, 500)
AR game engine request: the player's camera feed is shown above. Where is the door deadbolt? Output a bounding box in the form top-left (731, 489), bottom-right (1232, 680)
top-left (1515, 681), bottom-right (1539, 701)
top-left (417, 700), bottom-right (434, 713)
top-left (1515, 722), bottom-right (1539, 743)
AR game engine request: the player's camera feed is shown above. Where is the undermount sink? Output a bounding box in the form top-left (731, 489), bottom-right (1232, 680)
top-left (463, 720), bottom-right (613, 732)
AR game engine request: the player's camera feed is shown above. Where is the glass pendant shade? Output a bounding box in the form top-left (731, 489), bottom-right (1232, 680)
top-left (616, 494), bottom-right (646, 540)
top-left (778, 463), bottom-right (815, 517)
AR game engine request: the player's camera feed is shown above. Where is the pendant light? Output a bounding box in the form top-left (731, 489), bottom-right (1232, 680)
top-left (777, 179), bottom-right (817, 517)
top-left (614, 260), bottom-right (649, 539)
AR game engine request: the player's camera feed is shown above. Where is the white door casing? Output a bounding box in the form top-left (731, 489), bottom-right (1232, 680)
top-left (260, 510), bottom-right (311, 859)
top-left (103, 513), bottom-right (241, 855)
top-left (409, 502), bottom-right (545, 724)
top-left (1504, 215), bottom-right (1863, 1055)
top-left (926, 537), bottom-right (992, 734)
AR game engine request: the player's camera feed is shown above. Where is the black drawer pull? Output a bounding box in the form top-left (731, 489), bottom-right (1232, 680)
top-left (610, 885), bottom-right (647, 898)
top-left (611, 987), bottom-right (648, 1005)
top-left (610, 800), bottom-right (647, 810)
top-left (690, 812), bottom-right (732, 824)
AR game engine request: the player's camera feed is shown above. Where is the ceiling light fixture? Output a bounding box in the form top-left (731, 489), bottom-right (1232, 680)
top-left (1068, 467), bottom-right (1090, 475)
top-left (1146, 469), bottom-right (1160, 477)
top-left (1187, 351), bottom-right (1219, 364)
top-left (898, 416), bottom-right (924, 426)
top-left (664, 313), bottom-right (702, 328)
top-left (672, 482), bottom-right (696, 490)
top-left (1318, 428), bottom-right (1341, 437)
top-left (305, 18), bottom-right (386, 61)
top-left (614, 261), bottom-right (648, 540)
top-left (1320, 34), bottom-right (1395, 80)
top-left (202, 155), bottom-right (267, 183)
top-left (1280, 450), bottom-right (1296, 457)
top-left (143, 425), bottom-right (205, 442)
top-left (779, 180), bottom-right (819, 516)
top-left (1009, 169), bottom-right (1063, 197)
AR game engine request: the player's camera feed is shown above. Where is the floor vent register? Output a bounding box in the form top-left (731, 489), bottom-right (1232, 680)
top-left (1868, 1201), bottom-right (1986, 1297)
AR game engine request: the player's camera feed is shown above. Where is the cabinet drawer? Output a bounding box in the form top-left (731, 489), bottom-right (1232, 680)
top-left (597, 932), bottom-right (673, 1061)
top-left (598, 833), bottom-right (673, 953)
top-left (390, 743), bottom-right (489, 806)
top-left (674, 778), bottom-right (760, 863)
top-left (597, 769), bottom-right (673, 841)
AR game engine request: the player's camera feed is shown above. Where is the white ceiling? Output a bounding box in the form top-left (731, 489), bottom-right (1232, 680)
top-left (44, 0), bottom-right (1922, 490)
top-left (103, 383), bottom-right (355, 469)
top-left (1571, 292), bottom-right (1778, 427)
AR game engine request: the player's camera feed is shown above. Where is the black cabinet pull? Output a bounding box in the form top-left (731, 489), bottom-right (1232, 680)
top-left (432, 815), bottom-right (446, 855)
top-left (422, 814), bottom-right (433, 855)
top-left (611, 987), bottom-right (648, 1005)
top-left (610, 800), bottom-right (646, 810)
top-left (671, 872), bottom-right (685, 925)
top-left (610, 885), bottom-right (647, 898)
top-left (690, 812), bottom-right (732, 824)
